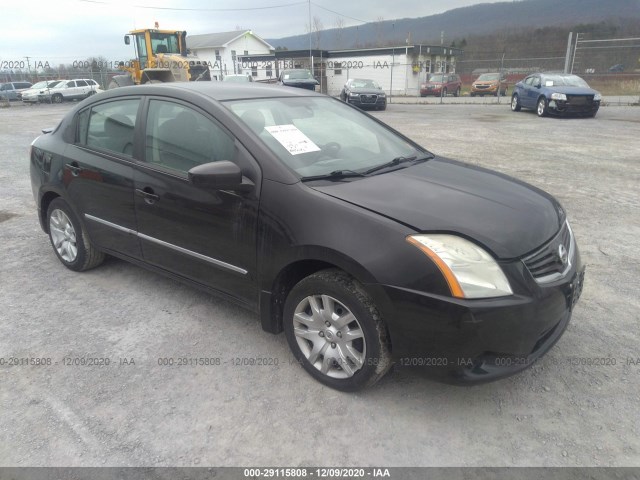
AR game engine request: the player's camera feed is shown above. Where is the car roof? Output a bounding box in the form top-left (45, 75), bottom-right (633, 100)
top-left (98, 82), bottom-right (322, 102)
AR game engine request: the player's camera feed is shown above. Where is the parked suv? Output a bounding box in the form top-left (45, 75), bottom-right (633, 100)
top-left (471, 72), bottom-right (508, 97)
top-left (0, 81), bottom-right (33, 101)
top-left (49, 79), bottom-right (103, 103)
top-left (420, 73), bottom-right (461, 97)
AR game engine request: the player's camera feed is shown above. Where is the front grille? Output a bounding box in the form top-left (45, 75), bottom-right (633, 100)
top-left (566, 95), bottom-right (593, 106)
top-left (475, 85), bottom-right (490, 90)
top-left (523, 221), bottom-right (573, 283)
top-left (189, 65), bottom-right (211, 81)
top-left (360, 94), bottom-right (378, 104)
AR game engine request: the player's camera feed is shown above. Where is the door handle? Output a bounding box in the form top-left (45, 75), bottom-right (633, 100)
top-left (65, 162), bottom-right (82, 177)
top-left (136, 187), bottom-right (159, 205)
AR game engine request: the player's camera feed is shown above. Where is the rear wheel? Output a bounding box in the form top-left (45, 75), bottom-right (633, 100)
top-left (454, 87), bottom-right (461, 97)
top-left (442, 87), bottom-right (448, 96)
top-left (537, 97), bottom-right (548, 117)
top-left (511, 94), bottom-right (521, 112)
top-left (51, 93), bottom-right (63, 104)
top-left (47, 198), bottom-right (104, 272)
top-left (283, 269), bottom-right (392, 391)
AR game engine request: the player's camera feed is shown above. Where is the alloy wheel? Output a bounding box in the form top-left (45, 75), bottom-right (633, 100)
top-left (49, 209), bottom-right (78, 262)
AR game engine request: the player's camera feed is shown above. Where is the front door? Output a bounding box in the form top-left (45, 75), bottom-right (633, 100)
top-left (133, 98), bottom-right (259, 305)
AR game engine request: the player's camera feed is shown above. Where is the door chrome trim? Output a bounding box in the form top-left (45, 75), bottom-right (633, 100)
top-left (84, 214), bottom-right (248, 275)
top-left (137, 232), bottom-right (248, 275)
top-left (85, 214), bottom-right (136, 235)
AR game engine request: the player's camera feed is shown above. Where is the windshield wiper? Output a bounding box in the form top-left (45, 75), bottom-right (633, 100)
top-left (300, 169), bottom-right (368, 182)
top-left (364, 154), bottom-right (432, 175)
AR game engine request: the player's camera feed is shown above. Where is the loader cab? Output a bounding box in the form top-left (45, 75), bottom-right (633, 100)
top-left (125, 29), bottom-right (188, 71)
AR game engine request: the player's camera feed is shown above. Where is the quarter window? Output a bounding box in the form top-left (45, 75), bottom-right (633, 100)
top-left (144, 100), bottom-right (235, 173)
top-left (78, 99), bottom-right (140, 157)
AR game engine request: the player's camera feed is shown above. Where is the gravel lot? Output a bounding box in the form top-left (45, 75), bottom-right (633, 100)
top-left (0, 99), bottom-right (638, 468)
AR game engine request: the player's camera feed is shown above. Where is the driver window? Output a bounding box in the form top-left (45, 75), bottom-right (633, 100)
top-left (145, 100), bottom-right (235, 174)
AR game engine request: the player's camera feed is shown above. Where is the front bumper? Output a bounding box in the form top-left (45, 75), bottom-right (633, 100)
top-left (348, 94), bottom-right (386, 109)
top-left (548, 99), bottom-right (600, 116)
top-left (379, 256), bottom-right (585, 384)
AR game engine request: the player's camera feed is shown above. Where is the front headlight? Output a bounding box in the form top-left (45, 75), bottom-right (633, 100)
top-left (379, 92), bottom-right (386, 97)
top-left (349, 92), bottom-right (360, 96)
top-left (594, 93), bottom-right (602, 101)
top-left (550, 92), bottom-right (567, 101)
top-left (406, 234), bottom-right (513, 299)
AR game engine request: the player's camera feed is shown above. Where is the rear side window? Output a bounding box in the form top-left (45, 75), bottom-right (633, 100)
top-left (76, 80), bottom-right (88, 87)
top-left (144, 100), bottom-right (235, 174)
top-left (77, 99), bottom-right (140, 157)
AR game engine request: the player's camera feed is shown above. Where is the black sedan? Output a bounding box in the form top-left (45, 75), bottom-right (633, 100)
top-left (30, 83), bottom-right (584, 391)
top-left (511, 73), bottom-right (601, 117)
top-left (340, 78), bottom-right (387, 110)
top-left (277, 69), bottom-right (319, 90)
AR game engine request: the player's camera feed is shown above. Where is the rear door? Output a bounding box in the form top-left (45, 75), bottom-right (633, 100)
top-left (133, 97), bottom-right (260, 305)
top-left (64, 97), bottom-right (143, 258)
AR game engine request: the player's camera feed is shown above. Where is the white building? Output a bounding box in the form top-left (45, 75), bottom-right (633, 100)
top-left (186, 30), bottom-right (274, 80)
top-left (187, 29), bottom-right (463, 94)
top-left (243, 45), bottom-right (463, 96)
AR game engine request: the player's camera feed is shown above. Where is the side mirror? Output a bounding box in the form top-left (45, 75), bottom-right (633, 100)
top-left (124, 36), bottom-right (131, 45)
top-left (188, 161), bottom-right (254, 192)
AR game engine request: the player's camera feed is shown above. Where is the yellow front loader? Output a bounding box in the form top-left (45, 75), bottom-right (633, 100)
top-left (109, 27), bottom-right (211, 88)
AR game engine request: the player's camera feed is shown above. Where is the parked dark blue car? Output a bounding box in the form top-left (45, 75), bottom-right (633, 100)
top-left (511, 73), bottom-right (601, 118)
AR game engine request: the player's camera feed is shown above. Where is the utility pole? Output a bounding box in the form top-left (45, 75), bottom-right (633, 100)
top-left (25, 56), bottom-right (32, 81)
top-left (564, 32), bottom-right (573, 73)
top-left (308, 0), bottom-right (312, 71)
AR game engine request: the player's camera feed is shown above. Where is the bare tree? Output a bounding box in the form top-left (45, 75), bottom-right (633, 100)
top-left (312, 16), bottom-right (324, 49)
top-left (374, 16), bottom-right (385, 46)
top-left (334, 17), bottom-right (346, 49)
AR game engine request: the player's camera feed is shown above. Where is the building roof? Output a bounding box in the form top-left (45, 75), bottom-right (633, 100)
top-left (187, 30), bottom-right (274, 51)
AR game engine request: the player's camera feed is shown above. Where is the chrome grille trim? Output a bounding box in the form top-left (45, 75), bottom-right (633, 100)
top-left (522, 220), bottom-right (574, 284)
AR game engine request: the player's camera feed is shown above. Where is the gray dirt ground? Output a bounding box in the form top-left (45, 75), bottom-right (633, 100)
top-left (0, 100), bottom-right (638, 467)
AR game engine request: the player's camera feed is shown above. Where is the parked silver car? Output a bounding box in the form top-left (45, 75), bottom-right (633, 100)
top-left (21, 80), bottom-right (63, 104)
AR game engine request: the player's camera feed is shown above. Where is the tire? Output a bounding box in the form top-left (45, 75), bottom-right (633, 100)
top-left (51, 93), bottom-right (63, 104)
top-left (47, 198), bottom-right (105, 272)
top-left (86, 90), bottom-right (95, 97)
top-left (470, 92), bottom-right (476, 97)
top-left (283, 269), bottom-right (392, 391)
top-left (511, 94), bottom-right (521, 112)
top-left (442, 87), bottom-right (447, 96)
top-left (537, 96), bottom-right (548, 117)
top-left (454, 87), bottom-right (460, 97)
top-left (379, 104), bottom-right (387, 111)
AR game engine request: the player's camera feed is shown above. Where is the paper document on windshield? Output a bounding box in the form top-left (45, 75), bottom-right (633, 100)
top-left (265, 124), bottom-right (321, 155)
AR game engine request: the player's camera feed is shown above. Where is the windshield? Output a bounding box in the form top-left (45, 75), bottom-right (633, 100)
top-left (428, 74), bottom-right (446, 82)
top-left (47, 80), bottom-right (62, 88)
top-left (283, 70), bottom-right (313, 80)
top-left (30, 81), bottom-right (49, 89)
top-left (149, 32), bottom-right (180, 55)
top-left (541, 74), bottom-right (590, 88)
top-left (226, 96), bottom-right (424, 178)
top-left (351, 79), bottom-right (380, 89)
top-left (477, 73), bottom-right (500, 81)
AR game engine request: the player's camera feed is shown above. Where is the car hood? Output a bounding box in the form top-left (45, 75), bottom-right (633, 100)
top-left (544, 86), bottom-right (599, 95)
top-left (473, 81), bottom-right (499, 86)
top-left (310, 158), bottom-right (563, 259)
top-left (350, 88), bottom-right (384, 95)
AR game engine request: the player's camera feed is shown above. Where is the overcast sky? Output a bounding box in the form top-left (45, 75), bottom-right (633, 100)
top-left (3, 0), bottom-right (502, 68)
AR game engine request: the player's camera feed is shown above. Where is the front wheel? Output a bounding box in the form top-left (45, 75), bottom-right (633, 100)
top-left (284, 269), bottom-right (392, 391)
top-left (51, 93), bottom-right (63, 104)
top-left (442, 87), bottom-right (448, 96)
top-left (454, 87), bottom-right (461, 97)
top-left (511, 94), bottom-right (521, 112)
top-left (47, 198), bottom-right (105, 272)
top-left (537, 97), bottom-right (548, 117)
